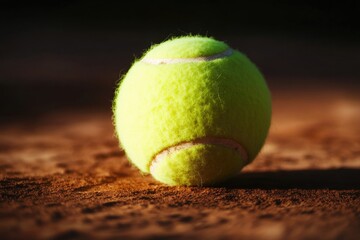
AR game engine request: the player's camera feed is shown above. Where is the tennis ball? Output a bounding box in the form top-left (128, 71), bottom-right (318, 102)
top-left (113, 35), bottom-right (271, 186)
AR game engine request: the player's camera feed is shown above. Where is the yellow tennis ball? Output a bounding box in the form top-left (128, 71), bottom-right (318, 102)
top-left (113, 35), bottom-right (271, 186)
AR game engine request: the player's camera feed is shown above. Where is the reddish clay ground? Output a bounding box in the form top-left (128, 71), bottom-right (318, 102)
top-left (1, 88), bottom-right (359, 240)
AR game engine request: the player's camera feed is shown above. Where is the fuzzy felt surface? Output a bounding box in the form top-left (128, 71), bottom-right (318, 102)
top-left (143, 36), bottom-right (229, 59)
top-left (113, 36), bottom-right (271, 186)
top-left (150, 144), bottom-right (246, 186)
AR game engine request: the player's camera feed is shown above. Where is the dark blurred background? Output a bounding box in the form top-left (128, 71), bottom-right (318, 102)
top-left (1, 0), bottom-right (359, 121)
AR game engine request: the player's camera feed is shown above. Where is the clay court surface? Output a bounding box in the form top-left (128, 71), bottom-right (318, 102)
top-left (1, 86), bottom-right (359, 240)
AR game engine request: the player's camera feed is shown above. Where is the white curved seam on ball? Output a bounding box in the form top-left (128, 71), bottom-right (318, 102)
top-left (141, 48), bottom-right (233, 65)
top-left (149, 137), bottom-right (248, 174)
